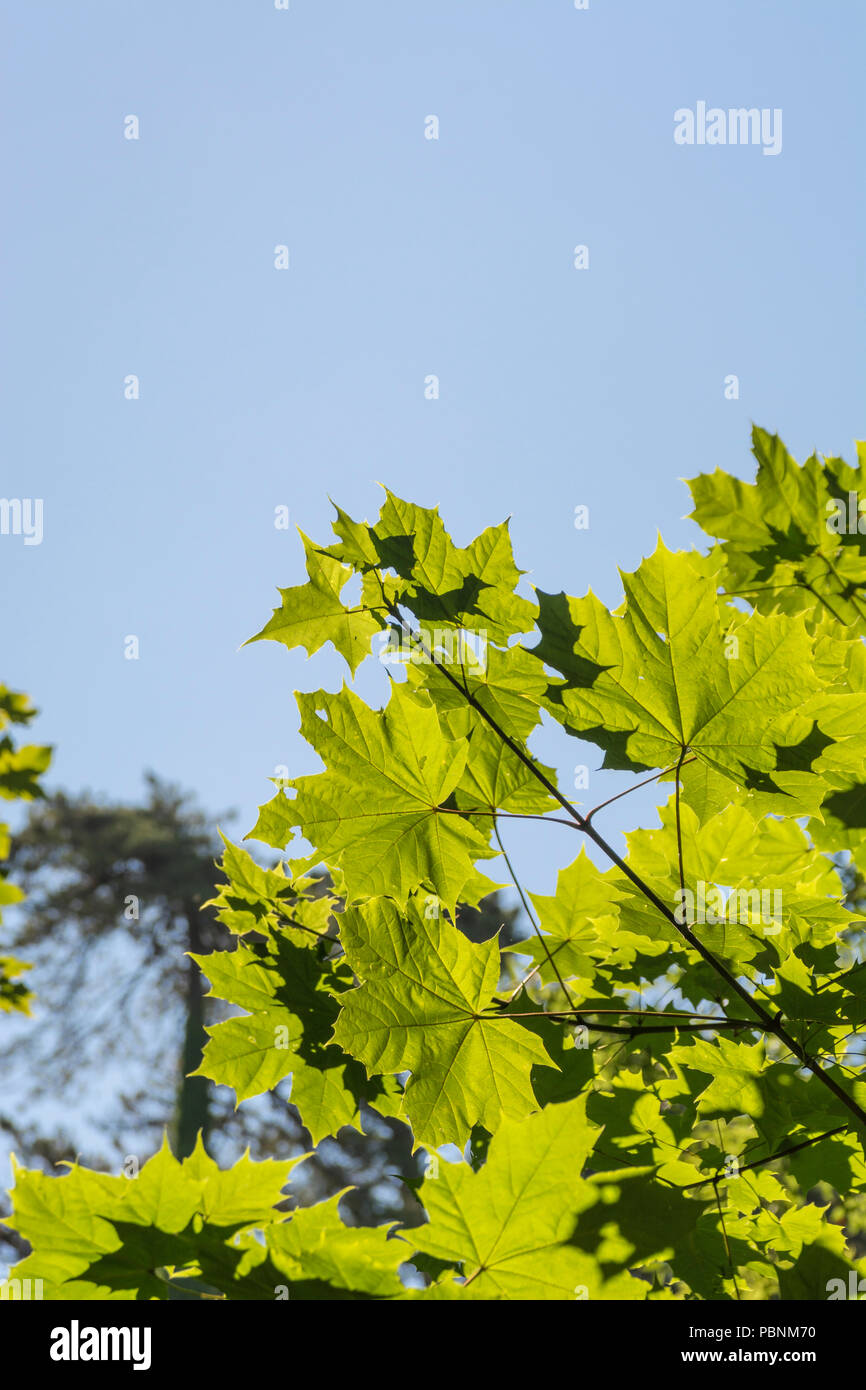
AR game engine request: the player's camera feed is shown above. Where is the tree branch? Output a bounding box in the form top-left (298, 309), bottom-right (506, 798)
top-left (386, 601), bottom-right (866, 1131)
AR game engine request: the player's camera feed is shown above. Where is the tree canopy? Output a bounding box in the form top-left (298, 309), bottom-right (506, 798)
top-left (5, 427), bottom-right (866, 1301)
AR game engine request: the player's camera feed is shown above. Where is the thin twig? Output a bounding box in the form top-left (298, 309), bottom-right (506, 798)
top-left (679, 1125), bottom-right (849, 1192)
top-left (492, 817), bottom-right (577, 1011)
top-left (585, 757), bottom-right (696, 825)
top-left (713, 1179), bottom-right (742, 1301)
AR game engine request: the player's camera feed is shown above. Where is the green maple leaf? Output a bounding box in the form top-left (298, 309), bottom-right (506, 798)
top-left (452, 724), bottom-right (558, 817)
top-left (611, 795), bottom-right (847, 977)
top-left (670, 1035), bottom-right (768, 1118)
top-left (586, 1075), bottom-right (694, 1175)
top-left (793, 633), bottom-right (866, 846)
top-left (411, 1096), bottom-right (645, 1300)
top-left (0, 686), bottom-right (51, 803)
top-left (288, 682), bottom-right (497, 913)
top-left (506, 848), bottom-right (632, 988)
top-left (244, 791), bottom-right (297, 850)
top-left (263, 1195), bottom-right (407, 1299)
top-left (668, 1037), bottom-right (843, 1154)
top-left (0, 685), bottom-right (50, 1015)
top-left (332, 894), bottom-right (554, 1148)
top-left (191, 935), bottom-right (381, 1143)
top-left (3, 1137), bottom-right (301, 1299)
top-left (0, 953), bottom-right (32, 1014)
top-left (572, 1165), bottom-right (717, 1286)
top-left (776, 1226), bottom-right (865, 1301)
top-left (783, 1127), bottom-right (866, 1195)
top-left (408, 661), bottom-right (556, 818)
top-left (687, 428), bottom-right (866, 635)
top-left (407, 643), bottom-right (547, 742)
top-left (0, 739), bottom-right (51, 801)
top-left (325, 501), bottom-right (382, 569)
top-left (689, 430), bottom-right (832, 561)
top-left (325, 492), bottom-right (537, 642)
top-left (4, 1136), bottom-right (408, 1301)
top-left (203, 836), bottom-right (331, 941)
top-left (536, 541), bottom-right (831, 810)
top-left (247, 532), bottom-right (383, 673)
top-left (82, 1217), bottom-right (263, 1300)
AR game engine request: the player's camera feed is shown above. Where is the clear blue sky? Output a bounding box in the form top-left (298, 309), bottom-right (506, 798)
top-left (2, 0), bottom-right (863, 896)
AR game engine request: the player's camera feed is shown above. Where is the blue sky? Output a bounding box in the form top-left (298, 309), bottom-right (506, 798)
top-left (2, 0), bottom-right (863, 899)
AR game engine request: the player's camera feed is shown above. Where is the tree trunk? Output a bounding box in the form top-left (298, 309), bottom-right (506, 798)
top-left (172, 905), bottom-right (211, 1159)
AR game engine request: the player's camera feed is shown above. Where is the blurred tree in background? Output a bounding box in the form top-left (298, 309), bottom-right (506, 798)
top-left (1, 771), bottom-right (523, 1266)
top-left (6, 775), bottom-right (226, 1157)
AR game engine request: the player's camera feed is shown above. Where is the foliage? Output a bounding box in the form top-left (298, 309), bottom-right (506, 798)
top-left (1, 779), bottom-right (465, 1249)
top-left (0, 687), bottom-right (50, 1015)
top-left (7, 427), bottom-right (866, 1301)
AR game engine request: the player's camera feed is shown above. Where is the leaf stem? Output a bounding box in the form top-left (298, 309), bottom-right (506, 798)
top-left (496, 1010), bottom-right (755, 1036)
top-left (585, 757), bottom-right (696, 825)
top-left (678, 1125), bottom-right (848, 1192)
top-left (491, 817), bottom-right (577, 1012)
